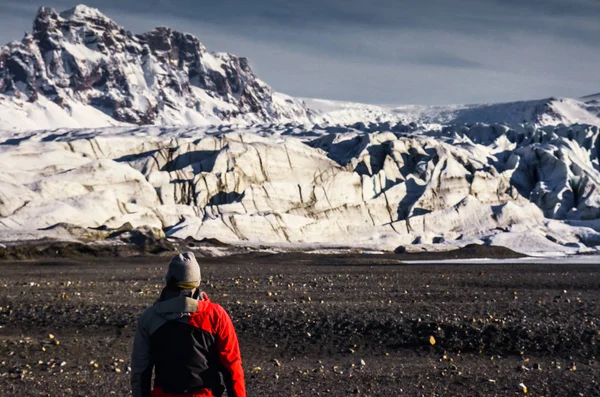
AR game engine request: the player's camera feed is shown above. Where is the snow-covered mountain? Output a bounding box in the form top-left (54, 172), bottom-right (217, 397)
top-left (0, 4), bottom-right (599, 131)
top-left (0, 5), bottom-right (599, 257)
top-left (306, 96), bottom-right (600, 128)
top-left (0, 5), bottom-right (310, 131)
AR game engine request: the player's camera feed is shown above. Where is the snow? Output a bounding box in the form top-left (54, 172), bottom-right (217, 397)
top-left (401, 255), bottom-right (600, 265)
top-left (303, 96), bottom-right (600, 128)
top-left (61, 41), bottom-right (106, 62)
top-left (201, 52), bottom-right (226, 72)
top-left (487, 232), bottom-right (581, 257)
top-left (59, 5), bottom-right (108, 21)
top-left (0, 96), bottom-right (127, 131)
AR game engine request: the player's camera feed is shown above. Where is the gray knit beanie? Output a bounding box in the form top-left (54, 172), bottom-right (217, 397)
top-left (165, 252), bottom-right (201, 289)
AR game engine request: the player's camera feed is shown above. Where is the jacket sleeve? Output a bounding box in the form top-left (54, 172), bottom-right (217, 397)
top-left (215, 305), bottom-right (246, 397)
top-left (131, 315), bottom-right (153, 397)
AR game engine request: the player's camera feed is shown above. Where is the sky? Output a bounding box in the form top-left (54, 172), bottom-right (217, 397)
top-left (0, 0), bottom-right (598, 105)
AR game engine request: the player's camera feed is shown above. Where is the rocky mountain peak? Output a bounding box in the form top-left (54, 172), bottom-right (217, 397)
top-left (31, 5), bottom-right (133, 57)
top-left (33, 4), bottom-right (115, 30)
top-left (0, 4), bottom-right (309, 126)
top-left (59, 4), bottom-right (110, 22)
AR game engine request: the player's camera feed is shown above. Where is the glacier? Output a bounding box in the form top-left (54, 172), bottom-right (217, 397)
top-left (0, 122), bottom-right (599, 256)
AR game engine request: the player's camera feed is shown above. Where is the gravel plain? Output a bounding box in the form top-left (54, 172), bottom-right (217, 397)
top-left (1, 252), bottom-right (599, 396)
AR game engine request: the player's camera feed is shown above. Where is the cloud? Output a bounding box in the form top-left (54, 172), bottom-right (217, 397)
top-left (0, 0), bottom-right (598, 104)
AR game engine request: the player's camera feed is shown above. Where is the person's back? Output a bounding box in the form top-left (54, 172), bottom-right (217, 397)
top-left (131, 252), bottom-right (246, 397)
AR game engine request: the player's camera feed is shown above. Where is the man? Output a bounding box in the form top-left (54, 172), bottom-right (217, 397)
top-left (131, 252), bottom-right (246, 397)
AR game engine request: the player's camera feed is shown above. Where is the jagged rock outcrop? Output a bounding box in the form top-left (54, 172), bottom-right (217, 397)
top-left (0, 5), bottom-right (309, 128)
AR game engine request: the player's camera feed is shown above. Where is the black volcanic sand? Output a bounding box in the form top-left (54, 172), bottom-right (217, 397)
top-left (1, 255), bottom-right (599, 396)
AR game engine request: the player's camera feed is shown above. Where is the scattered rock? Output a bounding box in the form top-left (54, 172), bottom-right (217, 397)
top-left (518, 383), bottom-right (528, 394)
